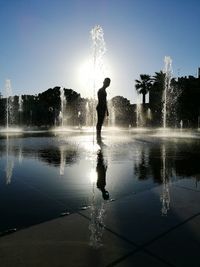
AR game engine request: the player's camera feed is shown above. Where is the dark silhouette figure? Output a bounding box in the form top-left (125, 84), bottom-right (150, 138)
top-left (96, 78), bottom-right (111, 138)
top-left (96, 149), bottom-right (109, 200)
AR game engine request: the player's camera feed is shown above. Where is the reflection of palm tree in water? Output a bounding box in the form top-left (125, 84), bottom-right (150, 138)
top-left (134, 144), bottom-right (170, 215)
top-left (89, 147), bottom-right (109, 249)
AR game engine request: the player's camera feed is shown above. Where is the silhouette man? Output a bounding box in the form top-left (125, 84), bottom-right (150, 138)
top-left (96, 149), bottom-right (109, 200)
top-left (96, 78), bottom-right (111, 138)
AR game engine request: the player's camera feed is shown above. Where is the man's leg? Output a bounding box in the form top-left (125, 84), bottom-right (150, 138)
top-left (96, 111), bottom-right (104, 137)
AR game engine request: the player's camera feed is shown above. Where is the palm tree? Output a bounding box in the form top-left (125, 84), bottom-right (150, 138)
top-left (135, 74), bottom-right (152, 104)
top-left (152, 71), bottom-right (165, 92)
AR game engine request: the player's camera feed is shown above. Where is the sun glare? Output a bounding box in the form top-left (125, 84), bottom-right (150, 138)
top-left (78, 58), bottom-right (113, 98)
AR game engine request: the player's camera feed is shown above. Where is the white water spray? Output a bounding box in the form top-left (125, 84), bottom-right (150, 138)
top-left (163, 56), bottom-right (173, 128)
top-left (5, 79), bottom-right (13, 129)
top-left (18, 95), bottom-right (23, 112)
top-left (90, 25), bottom-right (107, 131)
top-left (59, 87), bottom-right (66, 127)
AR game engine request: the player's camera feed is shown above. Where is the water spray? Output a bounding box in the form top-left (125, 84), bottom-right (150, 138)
top-left (5, 79), bottom-right (12, 130)
top-left (90, 25), bottom-right (107, 137)
top-left (163, 56), bottom-right (173, 128)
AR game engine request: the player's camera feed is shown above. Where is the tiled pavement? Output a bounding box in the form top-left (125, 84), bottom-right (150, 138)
top-left (0, 180), bottom-right (199, 267)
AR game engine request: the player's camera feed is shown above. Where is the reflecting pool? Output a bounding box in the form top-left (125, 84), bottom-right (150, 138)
top-left (0, 129), bottom-right (200, 233)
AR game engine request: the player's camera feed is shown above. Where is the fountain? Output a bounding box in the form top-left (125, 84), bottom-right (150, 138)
top-left (0, 80), bottom-right (22, 133)
top-left (18, 95), bottom-right (23, 125)
top-left (5, 79), bottom-right (13, 130)
top-left (90, 25), bottom-right (107, 131)
top-left (59, 87), bottom-right (66, 127)
top-left (162, 56), bottom-right (173, 129)
top-left (18, 95), bottom-right (23, 112)
top-left (147, 108), bottom-right (152, 120)
top-left (136, 94), bottom-right (143, 127)
top-left (180, 120), bottom-right (183, 129)
top-left (85, 102), bottom-right (91, 126)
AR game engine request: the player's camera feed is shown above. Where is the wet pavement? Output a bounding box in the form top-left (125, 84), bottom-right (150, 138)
top-left (0, 128), bottom-right (200, 266)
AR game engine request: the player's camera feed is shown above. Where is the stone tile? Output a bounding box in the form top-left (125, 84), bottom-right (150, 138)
top-left (114, 251), bottom-right (171, 267)
top-left (147, 215), bottom-right (200, 267)
top-left (0, 213), bottom-right (135, 267)
top-left (80, 185), bottom-right (200, 245)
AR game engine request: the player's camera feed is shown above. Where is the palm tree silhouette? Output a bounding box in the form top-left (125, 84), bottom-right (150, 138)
top-left (135, 74), bottom-right (152, 104)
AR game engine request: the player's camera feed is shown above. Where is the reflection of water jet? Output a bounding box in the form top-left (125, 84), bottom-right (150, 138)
top-left (5, 135), bottom-right (14, 184)
top-left (160, 144), bottom-right (170, 216)
top-left (60, 146), bottom-right (66, 175)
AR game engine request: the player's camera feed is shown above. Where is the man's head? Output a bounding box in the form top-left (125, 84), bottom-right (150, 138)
top-left (103, 77), bottom-right (111, 88)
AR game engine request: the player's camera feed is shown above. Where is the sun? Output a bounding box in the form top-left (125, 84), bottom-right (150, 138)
top-left (78, 60), bottom-right (93, 90)
top-left (78, 58), bottom-right (113, 98)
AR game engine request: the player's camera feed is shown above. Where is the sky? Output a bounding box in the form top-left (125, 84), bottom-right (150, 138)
top-left (0, 0), bottom-right (200, 103)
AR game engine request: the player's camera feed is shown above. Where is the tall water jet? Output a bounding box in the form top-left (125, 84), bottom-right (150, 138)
top-left (85, 102), bottom-right (90, 126)
top-left (90, 25), bottom-right (107, 131)
top-left (5, 79), bottom-right (13, 129)
top-left (180, 120), bottom-right (183, 130)
top-left (147, 108), bottom-right (152, 120)
top-left (18, 95), bottom-right (23, 112)
top-left (136, 94), bottom-right (143, 127)
top-left (163, 56), bottom-right (173, 128)
top-left (18, 95), bottom-right (23, 125)
top-left (59, 87), bottom-right (66, 127)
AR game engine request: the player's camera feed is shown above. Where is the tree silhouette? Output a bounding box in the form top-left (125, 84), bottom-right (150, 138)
top-left (135, 74), bottom-right (152, 104)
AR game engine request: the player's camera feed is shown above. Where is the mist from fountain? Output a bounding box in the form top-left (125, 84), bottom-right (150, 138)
top-left (108, 102), bottom-right (115, 127)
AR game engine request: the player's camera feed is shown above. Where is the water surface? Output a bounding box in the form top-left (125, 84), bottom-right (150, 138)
top-left (0, 129), bottom-right (200, 233)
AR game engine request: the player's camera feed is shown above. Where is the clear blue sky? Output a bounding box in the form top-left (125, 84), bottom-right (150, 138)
top-left (0, 0), bottom-right (200, 103)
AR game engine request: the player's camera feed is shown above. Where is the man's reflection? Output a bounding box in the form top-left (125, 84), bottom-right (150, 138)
top-left (96, 149), bottom-right (109, 200)
top-left (89, 144), bottom-right (109, 249)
